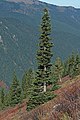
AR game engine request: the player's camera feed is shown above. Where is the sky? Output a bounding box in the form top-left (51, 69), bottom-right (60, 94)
top-left (39, 0), bottom-right (80, 8)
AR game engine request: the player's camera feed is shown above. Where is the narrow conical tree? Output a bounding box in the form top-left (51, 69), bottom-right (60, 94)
top-left (73, 54), bottom-right (80, 76)
top-left (10, 72), bottom-right (21, 106)
top-left (68, 53), bottom-right (75, 77)
top-left (63, 59), bottom-right (69, 77)
top-left (0, 88), bottom-right (5, 110)
top-left (27, 8), bottom-right (55, 111)
top-left (37, 8), bottom-right (53, 92)
top-left (1, 88), bottom-right (4, 104)
top-left (22, 69), bottom-right (34, 99)
top-left (52, 57), bottom-right (64, 82)
top-left (63, 53), bottom-right (80, 77)
top-left (63, 53), bottom-right (75, 77)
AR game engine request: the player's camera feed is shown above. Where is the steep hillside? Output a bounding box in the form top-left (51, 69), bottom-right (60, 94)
top-left (0, 0), bottom-right (80, 84)
top-left (0, 75), bottom-right (80, 120)
top-left (19, 76), bottom-right (80, 120)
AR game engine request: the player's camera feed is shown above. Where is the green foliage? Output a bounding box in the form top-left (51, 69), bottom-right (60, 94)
top-left (63, 53), bottom-right (80, 78)
top-left (9, 72), bottom-right (22, 106)
top-left (0, 1), bottom-right (80, 84)
top-left (4, 92), bottom-right (11, 107)
top-left (51, 84), bottom-right (61, 91)
top-left (68, 53), bottom-right (75, 77)
top-left (22, 68), bottom-right (34, 99)
top-left (0, 88), bottom-right (4, 104)
top-left (73, 54), bottom-right (80, 76)
top-left (0, 88), bottom-right (5, 110)
top-left (0, 1), bottom-right (80, 112)
top-left (27, 91), bottom-right (55, 111)
top-left (36, 8), bottom-right (53, 88)
top-left (52, 57), bottom-right (64, 82)
top-left (27, 8), bottom-right (54, 111)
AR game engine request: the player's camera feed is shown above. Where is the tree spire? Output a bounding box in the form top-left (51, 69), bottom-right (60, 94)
top-left (37, 8), bottom-right (53, 92)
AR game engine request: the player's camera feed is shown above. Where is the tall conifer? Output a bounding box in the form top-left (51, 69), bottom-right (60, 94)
top-left (22, 69), bottom-right (34, 99)
top-left (1, 88), bottom-right (4, 104)
top-left (37, 8), bottom-right (53, 92)
top-left (27, 8), bottom-right (55, 111)
top-left (0, 88), bottom-right (5, 109)
top-left (52, 57), bottom-right (64, 82)
top-left (10, 72), bottom-right (21, 106)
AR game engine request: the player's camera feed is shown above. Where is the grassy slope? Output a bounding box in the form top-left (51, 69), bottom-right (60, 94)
top-left (19, 75), bottom-right (80, 120)
top-left (0, 75), bottom-right (80, 120)
top-left (0, 1), bottom-right (80, 84)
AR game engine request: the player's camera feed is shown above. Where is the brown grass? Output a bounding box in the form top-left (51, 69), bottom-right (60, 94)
top-left (0, 75), bottom-right (80, 120)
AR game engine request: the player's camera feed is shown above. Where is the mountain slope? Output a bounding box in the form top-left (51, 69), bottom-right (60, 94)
top-left (21, 76), bottom-right (80, 120)
top-left (0, 0), bottom-right (80, 84)
top-left (0, 75), bottom-right (80, 120)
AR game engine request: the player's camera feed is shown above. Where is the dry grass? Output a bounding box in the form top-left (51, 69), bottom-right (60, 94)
top-left (0, 75), bottom-right (80, 120)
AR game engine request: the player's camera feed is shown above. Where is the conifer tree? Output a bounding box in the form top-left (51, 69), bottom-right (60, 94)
top-left (22, 69), bottom-right (34, 99)
top-left (63, 53), bottom-right (75, 77)
top-left (73, 54), bottom-right (80, 76)
top-left (27, 8), bottom-right (55, 111)
top-left (10, 72), bottom-right (21, 106)
top-left (1, 88), bottom-right (4, 104)
top-left (63, 53), bottom-right (80, 77)
top-left (0, 88), bottom-right (5, 110)
top-left (37, 8), bottom-right (53, 92)
top-left (68, 53), bottom-right (75, 77)
top-left (52, 57), bottom-right (64, 82)
top-left (4, 92), bottom-right (11, 107)
top-left (22, 72), bottom-right (27, 99)
top-left (63, 59), bottom-right (69, 77)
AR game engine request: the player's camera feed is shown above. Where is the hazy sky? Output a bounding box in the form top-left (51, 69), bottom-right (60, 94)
top-left (39, 0), bottom-right (80, 8)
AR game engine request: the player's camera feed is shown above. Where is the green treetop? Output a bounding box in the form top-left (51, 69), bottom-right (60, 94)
top-left (22, 68), bottom-right (34, 99)
top-left (0, 88), bottom-right (5, 110)
top-left (52, 57), bottom-right (64, 82)
top-left (10, 72), bottom-right (21, 106)
top-left (73, 54), bottom-right (80, 76)
top-left (0, 88), bottom-right (5, 104)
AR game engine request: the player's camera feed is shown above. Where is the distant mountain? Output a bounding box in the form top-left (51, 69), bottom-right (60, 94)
top-left (6, 0), bottom-right (40, 4)
top-left (0, 0), bottom-right (80, 84)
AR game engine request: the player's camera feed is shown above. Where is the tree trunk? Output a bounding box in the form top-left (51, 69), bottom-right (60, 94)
top-left (59, 74), bottom-right (62, 82)
top-left (43, 66), bottom-right (47, 92)
top-left (43, 82), bottom-right (46, 92)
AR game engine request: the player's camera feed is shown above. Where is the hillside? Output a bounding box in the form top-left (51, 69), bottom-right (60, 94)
top-left (18, 76), bottom-right (80, 120)
top-left (0, 80), bottom-right (9, 89)
top-left (0, 75), bottom-right (80, 120)
top-left (0, 0), bottom-right (80, 84)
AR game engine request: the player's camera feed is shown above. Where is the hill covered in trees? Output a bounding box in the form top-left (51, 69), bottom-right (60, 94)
top-left (0, 4), bottom-right (80, 120)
